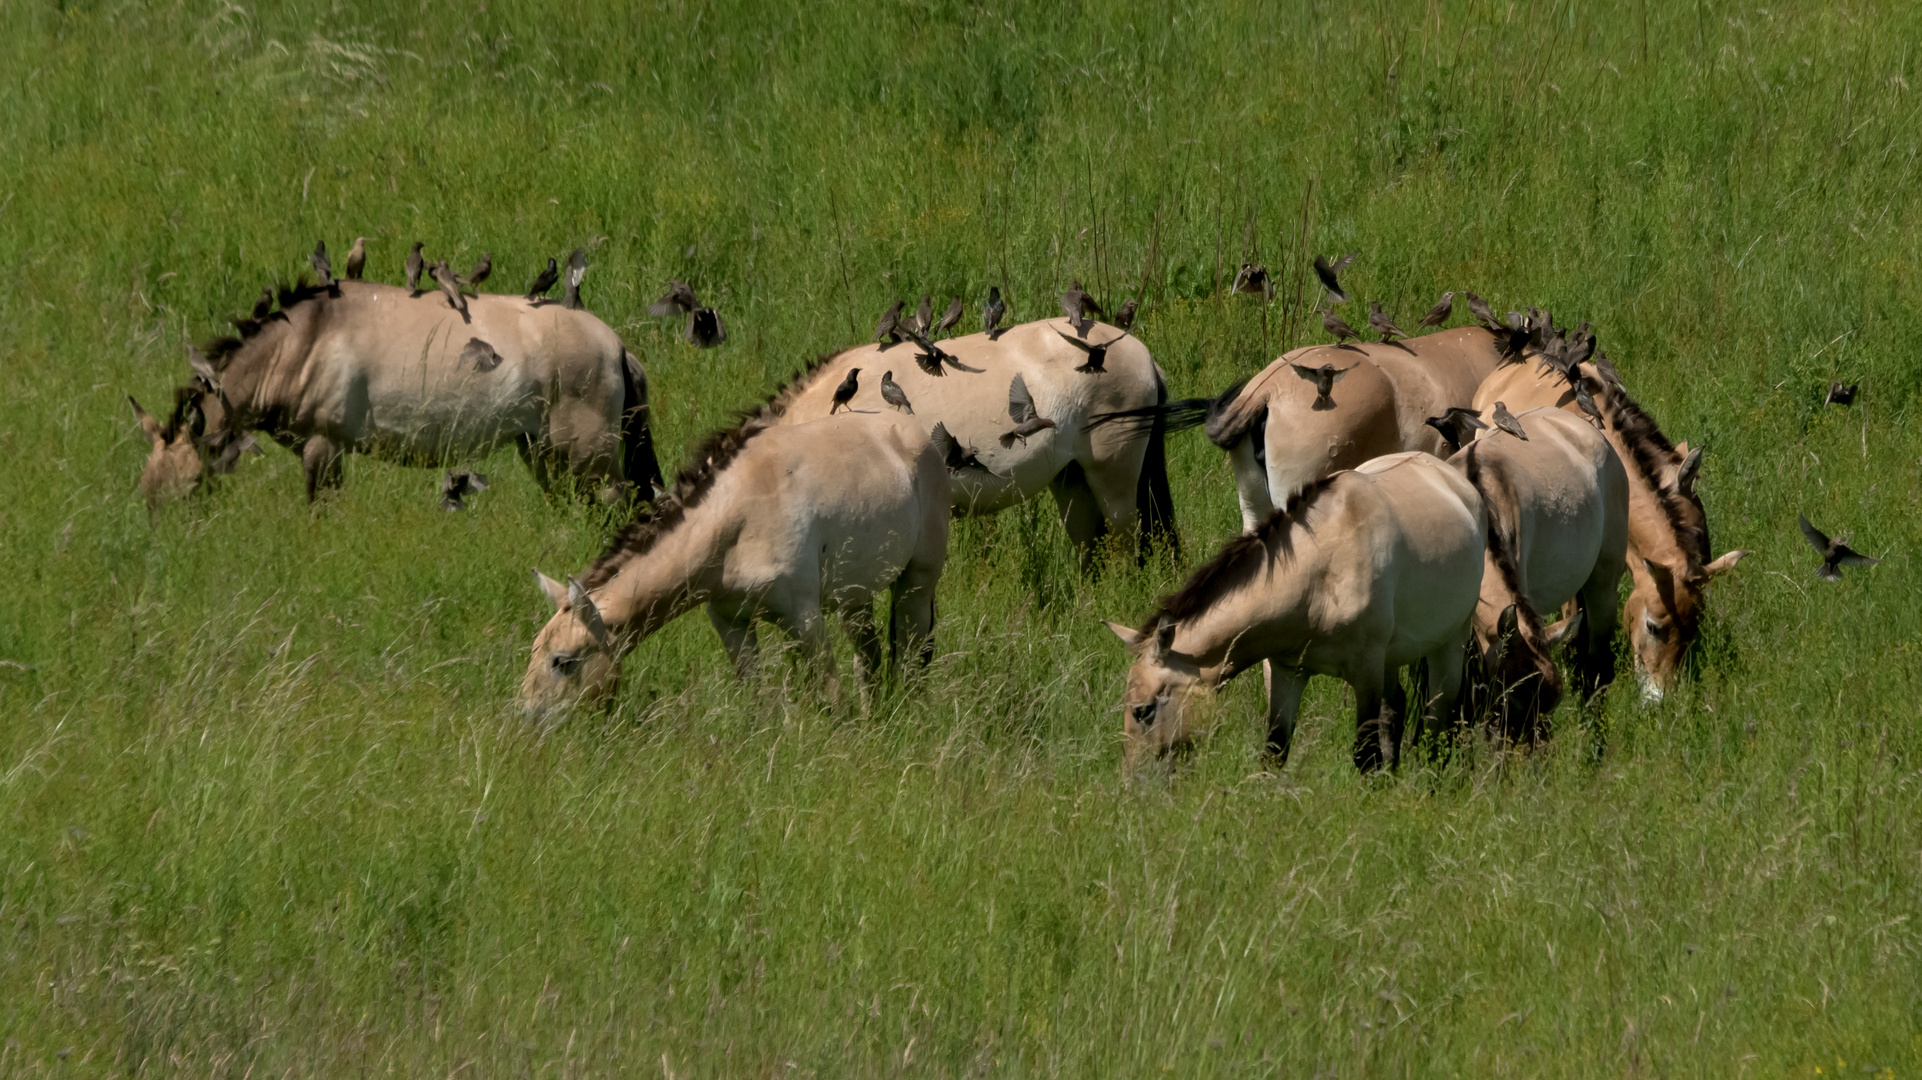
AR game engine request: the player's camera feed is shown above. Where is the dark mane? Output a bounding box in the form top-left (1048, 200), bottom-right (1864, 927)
top-left (1462, 445), bottom-right (1545, 639)
top-left (577, 347), bottom-right (861, 589)
top-left (1599, 378), bottom-right (1711, 569)
top-left (1145, 476), bottom-right (1339, 631)
top-left (200, 277), bottom-right (334, 369)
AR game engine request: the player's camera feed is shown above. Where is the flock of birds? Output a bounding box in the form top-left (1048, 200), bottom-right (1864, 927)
top-left (299, 237), bottom-right (591, 321)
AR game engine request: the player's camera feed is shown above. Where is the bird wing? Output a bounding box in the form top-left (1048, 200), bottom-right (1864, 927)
top-left (941, 298), bottom-right (963, 329)
top-left (1054, 329), bottom-right (1094, 353)
top-left (1009, 374), bottom-right (1035, 424)
top-left (1798, 514), bottom-right (1831, 553)
top-left (1329, 364), bottom-right (1356, 383)
top-left (1330, 251), bottom-right (1359, 274)
top-left (1290, 364), bottom-right (1320, 383)
top-left (646, 285), bottom-right (687, 316)
top-left (1833, 545), bottom-right (1880, 568)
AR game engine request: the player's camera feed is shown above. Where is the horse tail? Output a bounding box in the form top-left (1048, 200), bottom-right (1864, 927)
top-left (1135, 364), bottom-right (1181, 563)
top-left (620, 350), bottom-right (664, 492)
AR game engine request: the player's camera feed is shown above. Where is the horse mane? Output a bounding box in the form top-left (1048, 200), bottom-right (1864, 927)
top-left (578, 348), bottom-right (859, 590)
top-left (1145, 475), bottom-right (1339, 631)
top-left (1599, 378), bottom-right (1711, 570)
top-left (200, 277), bottom-right (334, 370)
top-left (1461, 444), bottom-right (1545, 640)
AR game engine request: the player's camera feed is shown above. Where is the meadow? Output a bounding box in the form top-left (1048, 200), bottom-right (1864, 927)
top-left (3, 0), bottom-right (1921, 1074)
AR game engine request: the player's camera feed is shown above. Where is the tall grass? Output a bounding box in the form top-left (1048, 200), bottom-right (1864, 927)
top-left (2, 0), bottom-right (1919, 1074)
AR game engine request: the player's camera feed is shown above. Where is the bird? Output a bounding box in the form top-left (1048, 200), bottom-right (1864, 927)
top-left (1465, 291), bottom-right (1500, 331)
top-left (1001, 373), bottom-right (1057, 446)
top-left (1825, 381), bottom-right (1857, 406)
top-left (830, 369), bottom-right (861, 414)
top-left (983, 287), bottom-right (1007, 337)
top-left (1368, 302), bottom-right (1407, 343)
top-left (440, 469), bottom-right (489, 511)
top-left (874, 301), bottom-right (905, 344)
top-left (459, 252), bottom-right (492, 294)
top-left (459, 337), bottom-right (504, 373)
top-left (1490, 401), bottom-right (1528, 440)
top-left (1593, 350), bottom-right (1625, 390)
top-left (930, 422), bottom-right (992, 473)
top-left (685, 307), bottom-right (726, 348)
top-left (1113, 299), bottom-right (1138, 332)
top-left (1423, 407), bottom-right (1488, 451)
top-left (1571, 378), bottom-right (1604, 425)
top-left (1291, 362), bottom-right (1356, 410)
top-left (344, 237), bottom-right (367, 281)
top-left (909, 294), bottom-right (933, 336)
top-left (1321, 307), bottom-right (1363, 347)
top-left (405, 242), bottom-right (426, 296)
top-left (311, 240), bottom-right (333, 286)
top-left (1417, 292), bottom-right (1454, 329)
top-left (562, 249), bottom-right (588, 310)
top-left (938, 296), bottom-right (964, 335)
top-left (525, 257), bottom-right (559, 301)
top-left (1313, 251), bottom-right (1359, 303)
top-left (647, 280), bottom-right (699, 317)
top-left (1061, 280), bottom-right (1101, 334)
top-left (1232, 263), bottom-right (1272, 302)
top-left (431, 260), bottom-right (469, 319)
top-left (879, 371), bottom-right (913, 414)
top-left (1055, 328), bottom-right (1131, 374)
top-left (249, 287), bottom-right (274, 321)
top-left (900, 329), bottom-right (948, 377)
top-left (1799, 514), bottom-right (1879, 581)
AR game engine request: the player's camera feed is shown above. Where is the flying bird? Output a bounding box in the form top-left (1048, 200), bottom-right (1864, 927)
top-left (1313, 251), bottom-right (1359, 303)
top-left (1001, 373), bottom-right (1057, 446)
top-left (901, 330), bottom-right (949, 377)
top-left (525, 257), bottom-right (559, 301)
top-left (1321, 307), bottom-right (1363, 347)
top-left (1799, 514), bottom-right (1879, 581)
top-left (431, 260), bottom-right (469, 319)
top-left (1291, 362), bottom-right (1356, 410)
top-left (1490, 401), bottom-right (1529, 441)
top-left (440, 469), bottom-right (489, 512)
top-left (874, 301), bottom-right (905, 344)
top-left (1055, 328), bottom-right (1130, 374)
top-left (1232, 264), bottom-right (1272, 302)
top-left (938, 296), bottom-right (964, 334)
top-left (909, 294), bottom-right (933, 336)
top-left (930, 421), bottom-right (993, 474)
top-left (1423, 407), bottom-right (1489, 452)
top-left (983, 287), bottom-right (1007, 337)
top-left (1368, 301), bottom-right (1407, 343)
top-left (405, 242), bottom-right (426, 296)
top-left (879, 371), bottom-right (913, 414)
top-left (459, 252), bottom-right (492, 293)
top-left (1825, 381), bottom-right (1857, 406)
top-left (1464, 291), bottom-right (1500, 331)
top-left (459, 337), bottom-right (504, 373)
top-left (562, 248), bottom-right (587, 310)
top-left (311, 240), bottom-right (333, 287)
top-left (344, 237), bottom-right (368, 281)
top-left (1417, 292), bottom-right (1455, 329)
top-left (647, 280), bottom-right (699, 317)
top-left (1060, 280), bottom-right (1101, 334)
top-left (685, 307), bottom-right (726, 349)
top-left (830, 368), bottom-right (861, 414)
top-left (1113, 299), bottom-right (1138, 332)
top-left (250, 287), bottom-right (274, 321)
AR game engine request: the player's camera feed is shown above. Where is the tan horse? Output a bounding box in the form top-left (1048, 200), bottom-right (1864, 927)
top-left (1105, 452), bottom-right (1485, 773)
top-left (1452, 407), bottom-right (1629, 739)
top-left (771, 318), bottom-right (1175, 568)
top-left (1473, 360), bottom-right (1746, 701)
top-left (521, 411), bottom-right (949, 716)
top-left (142, 279), bottom-right (661, 503)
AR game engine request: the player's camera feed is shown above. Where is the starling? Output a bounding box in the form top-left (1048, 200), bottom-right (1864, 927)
top-left (1490, 401), bottom-right (1529, 441)
top-left (1001, 416), bottom-right (1058, 447)
top-left (938, 296), bottom-right (964, 335)
top-left (1825, 381), bottom-right (1857, 406)
top-left (1321, 307), bottom-right (1362, 347)
top-left (431, 260), bottom-right (469, 319)
top-left (647, 280), bottom-right (699, 317)
top-left (1055, 328), bottom-right (1130, 374)
top-left (459, 337), bottom-right (504, 373)
top-left (685, 307), bottom-right (726, 349)
top-left (874, 301), bottom-right (905, 344)
top-left (901, 329), bottom-right (947, 377)
top-left (311, 240), bottom-right (333, 286)
top-left (1799, 514), bottom-right (1879, 581)
top-left (406, 242), bottom-right (426, 296)
top-left (1313, 251), bottom-right (1360, 303)
top-left (344, 237), bottom-right (368, 281)
top-left (460, 252), bottom-right (492, 293)
top-left (1001, 372), bottom-right (1057, 446)
top-left (879, 371), bottom-right (913, 414)
top-left (1417, 292), bottom-right (1454, 329)
top-left (526, 257), bottom-right (559, 301)
top-left (1232, 263), bottom-right (1273, 302)
top-left (1571, 378), bottom-right (1604, 425)
top-left (440, 469), bottom-right (489, 511)
top-left (250, 287), bottom-right (274, 321)
top-left (1423, 407), bottom-right (1489, 452)
top-left (1368, 301), bottom-right (1407, 343)
top-left (1113, 299), bottom-right (1138, 332)
top-left (1291, 362), bottom-right (1356, 410)
top-left (1060, 280), bottom-right (1101, 334)
top-left (830, 368), bottom-right (861, 414)
top-left (983, 287), bottom-right (1007, 337)
top-left (910, 294), bottom-right (933, 336)
top-left (562, 248), bottom-right (588, 310)
top-left (1594, 350), bottom-right (1625, 390)
top-left (1465, 291), bottom-right (1500, 331)
top-left (930, 422), bottom-right (991, 473)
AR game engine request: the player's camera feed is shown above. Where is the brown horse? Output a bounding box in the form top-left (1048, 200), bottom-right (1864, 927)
top-left (137, 279), bottom-right (661, 505)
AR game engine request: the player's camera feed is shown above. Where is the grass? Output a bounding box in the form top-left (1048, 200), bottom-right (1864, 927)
top-left (2, 0), bottom-right (1920, 1074)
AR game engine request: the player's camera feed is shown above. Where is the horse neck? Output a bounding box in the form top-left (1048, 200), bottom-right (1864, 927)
top-left (594, 503), bottom-right (734, 646)
top-left (1603, 426), bottom-right (1697, 577)
top-left (220, 317), bottom-right (310, 426)
top-left (1171, 567), bottom-right (1312, 682)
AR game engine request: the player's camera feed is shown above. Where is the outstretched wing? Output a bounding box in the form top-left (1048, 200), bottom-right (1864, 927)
top-left (1290, 363), bottom-right (1320, 384)
top-left (1009, 374), bottom-right (1036, 424)
top-left (1798, 514), bottom-right (1831, 553)
top-left (1833, 544), bottom-right (1880, 569)
top-left (1328, 363), bottom-right (1356, 383)
top-left (1331, 251), bottom-right (1359, 274)
top-left (1054, 329), bottom-right (1094, 353)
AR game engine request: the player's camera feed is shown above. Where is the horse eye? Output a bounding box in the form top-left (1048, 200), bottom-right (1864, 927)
top-left (1643, 616), bottom-right (1669, 641)
top-left (1131, 702), bottom-right (1157, 725)
top-left (551, 653), bottom-right (584, 674)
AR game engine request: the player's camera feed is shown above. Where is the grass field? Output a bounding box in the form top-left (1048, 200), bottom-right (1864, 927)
top-left (4, 0), bottom-right (1921, 1074)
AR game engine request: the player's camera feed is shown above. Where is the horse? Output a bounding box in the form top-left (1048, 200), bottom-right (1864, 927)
top-left (769, 318), bottom-right (1176, 570)
top-left (1472, 358), bottom-right (1746, 701)
top-left (1105, 452), bottom-right (1486, 773)
top-left (139, 279), bottom-right (662, 505)
top-left (521, 411), bottom-right (949, 717)
top-left (1451, 407), bottom-right (1630, 739)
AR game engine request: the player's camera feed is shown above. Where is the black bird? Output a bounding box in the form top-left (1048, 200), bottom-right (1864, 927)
top-left (880, 371), bottom-right (913, 414)
top-left (1321, 307), bottom-right (1363, 347)
top-left (1113, 299), bottom-right (1138, 332)
top-left (562, 248), bottom-right (588, 310)
top-left (1060, 280), bottom-right (1101, 334)
top-left (344, 237), bottom-right (368, 281)
top-left (938, 296), bottom-right (964, 335)
top-left (685, 307), bottom-right (726, 349)
top-left (1368, 301), bottom-right (1407, 343)
top-left (1571, 378), bottom-right (1604, 425)
top-left (459, 252), bottom-right (492, 294)
top-left (311, 240), bottom-right (333, 287)
top-left (1232, 263), bottom-right (1272, 302)
top-left (526, 257), bottom-right (559, 301)
top-left (1799, 514), bottom-right (1879, 581)
top-left (830, 368), bottom-right (861, 414)
top-left (874, 301), bottom-right (905, 345)
top-left (250, 287), bottom-right (274, 321)
top-left (1490, 401), bottom-right (1529, 440)
top-left (459, 337), bottom-right (504, 373)
top-left (909, 294), bottom-right (933, 337)
top-left (647, 279), bottom-right (699, 317)
top-left (1825, 381), bottom-right (1857, 406)
top-left (1594, 350), bottom-right (1625, 390)
top-left (1465, 291), bottom-right (1500, 331)
top-left (431, 260), bottom-right (469, 319)
top-left (405, 242), bottom-right (426, 296)
top-left (1001, 373), bottom-right (1057, 446)
top-left (930, 422), bottom-right (993, 473)
top-left (1291, 362), bottom-right (1356, 410)
top-left (983, 287), bottom-right (1007, 337)
top-left (1417, 292), bottom-right (1455, 329)
top-left (1423, 407), bottom-right (1489, 452)
top-left (1057, 328), bottom-right (1130, 374)
top-left (901, 330), bottom-right (948, 377)
top-left (1313, 251), bottom-right (1359, 303)
top-left (440, 469), bottom-right (489, 511)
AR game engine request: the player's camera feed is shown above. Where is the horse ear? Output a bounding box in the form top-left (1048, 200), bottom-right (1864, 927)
top-left (129, 395), bottom-right (162, 445)
top-left (1543, 609), bottom-right (1585, 653)
top-left (1674, 447), bottom-right (1703, 495)
top-left (1497, 604), bottom-right (1520, 642)
top-left (1151, 619), bottom-right (1177, 658)
top-left (568, 576), bottom-right (609, 644)
top-left (533, 569), bottom-right (569, 610)
top-left (1703, 549), bottom-right (1749, 578)
top-left (1103, 620), bottom-right (1144, 648)
top-left (1673, 440), bottom-right (1690, 457)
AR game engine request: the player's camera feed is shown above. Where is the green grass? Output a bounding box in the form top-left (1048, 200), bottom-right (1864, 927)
top-left (3, 0), bottom-right (1921, 1074)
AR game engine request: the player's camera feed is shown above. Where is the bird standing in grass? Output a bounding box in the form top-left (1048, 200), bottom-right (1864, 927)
top-left (562, 249), bottom-right (588, 310)
top-left (880, 372), bottom-right (913, 414)
top-left (344, 237), bottom-right (368, 281)
top-left (874, 301), bottom-right (904, 345)
top-left (441, 469), bottom-right (489, 511)
top-left (1313, 251), bottom-right (1359, 303)
top-left (1291, 362), bottom-right (1356, 410)
top-left (526, 257), bottom-right (558, 301)
top-left (1825, 381), bottom-right (1857, 406)
top-left (1417, 292), bottom-right (1454, 329)
top-left (1368, 302), bottom-right (1406, 343)
top-left (983, 287), bottom-right (1007, 337)
top-left (1490, 401), bottom-right (1528, 440)
top-left (432, 260), bottom-right (469, 319)
top-left (1423, 407), bottom-right (1488, 451)
top-left (1799, 515), bottom-right (1879, 581)
top-left (830, 369), bottom-right (861, 414)
top-left (1322, 307), bottom-right (1362, 348)
top-left (406, 242), bottom-right (426, 296)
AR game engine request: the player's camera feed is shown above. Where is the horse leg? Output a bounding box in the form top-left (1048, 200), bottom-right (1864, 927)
top-left (1228, 435), bottom-right (1275, 535)
top-left (1347, 654), bottom-right (1389, 773)
top-left (1078, 445), bottom-right (1150, 556)
top-left (707, 604), bottom-right (759, 680)
top-left (1263, 662), bottom-right (1307, 764)
top-left (301, 436), bottom-right (344, 501)
top-left (516, 433), bottom-right (556, 495)
top-left (888, 568), bottom-right (940, 671)
top-left (1048, 462), bottom-right (1109, 575)
top-left (1417, 640), bottom-right (1469, 758)
top-left (839, 596), bottom-right (884, 692)
top-left (1382, 669), bottom-right (1409, 771)
top-left (1575, 573), bottom-right (1622, 701)
top-left (770, 602), bottom-right (839, 706)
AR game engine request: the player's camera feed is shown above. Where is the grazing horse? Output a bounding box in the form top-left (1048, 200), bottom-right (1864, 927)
top-left (1472, 360), bottom-right (1746, 701)
top-left (771, 318), bottom-right (1176, 569)
top-left (1452, 407), bottom-right (1630, 739)
top-left (521, 411), bottom-right (949, 716)
top-left (1105, 452), bottom-right (1485, 773)
top-left (141, 279), bottom-right (662, 504)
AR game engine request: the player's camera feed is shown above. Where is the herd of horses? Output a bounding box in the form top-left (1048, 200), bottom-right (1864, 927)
top-left (130, 260), bottom-right (1746, 772)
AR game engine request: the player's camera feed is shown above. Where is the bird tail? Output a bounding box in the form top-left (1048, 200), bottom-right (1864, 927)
top-left (620, 350), bottom-right (664, 493)
top-left (1134, 365), bottom-right (1180, 564)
